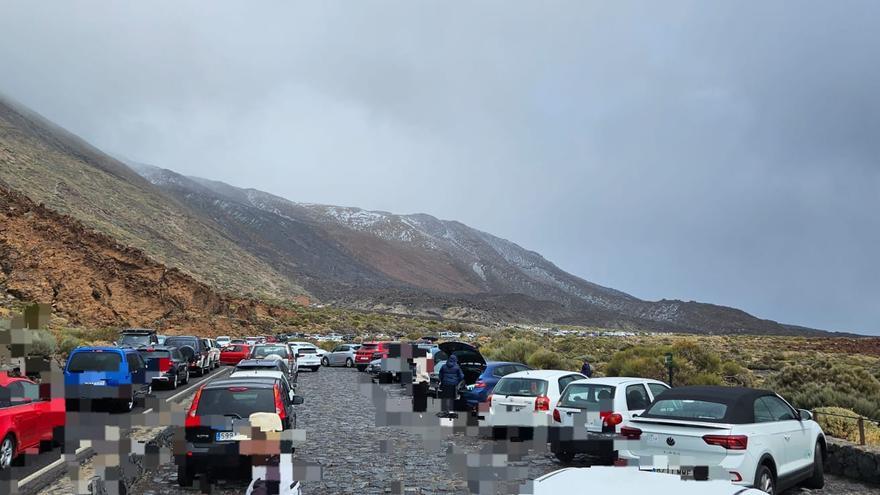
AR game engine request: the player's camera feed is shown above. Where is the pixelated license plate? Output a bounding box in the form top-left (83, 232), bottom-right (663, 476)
top-left (215, 431), bottom-right (237, 441)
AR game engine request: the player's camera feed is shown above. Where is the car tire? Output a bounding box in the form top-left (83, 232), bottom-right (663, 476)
top-left (554, 450), bottom-right (574, 464)
top-left (182, 369), bottom-right (190, 384)
top-left (754, 464), bottom-right (776, 494)
top-left (312, 366), bottom-right (320, 372)
top-left (0, 435), bottom-right (15, 470)
top-left (52, 426), bottom-right (66, 449)
top-left (119, 390), bottom-right (135, 413)
top-left (171, 373), bottom-right (179, 390)
top-left (177, 464), bottom-right (194, 487)
top-left (803, 442), bottom-right (825, 489)
top-left (345, 358), bottom-right (353, 368)
top-left (322, 357), bottom-right (329, 367)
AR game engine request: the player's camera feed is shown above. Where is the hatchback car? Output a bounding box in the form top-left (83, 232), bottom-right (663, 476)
top-left (485, 370), bottom-right (586, 429)
top-left (550, 377), bottom-right (669, 464)
top-left (289, 344), bottom-right (321, 372)
top-left (249, 344), bottom-right (297, 376)
top-left (622, 386), bottom-right (826, 494)
top-left (64, 346), bottom-right (151, 412)
top-left (179, 378), bottom-right (303, 487)
top-left (354, 342), bottom-right (393, 371)
top-left (461, 361), bottom-right (531, 409)
top-left (0, 373), bottom-right (65, 470)
top-left (138, 345), bottom-right (190, 390)
top-left (220, 343), bottom-right (252, 366)
top-left (429, 342), bottom-right (487, 397)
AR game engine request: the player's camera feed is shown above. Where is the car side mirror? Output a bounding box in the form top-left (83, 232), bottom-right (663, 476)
top-left (799, 409), bottom-right (813, 421)
top-left (291, 395), bottom-right (304, 405)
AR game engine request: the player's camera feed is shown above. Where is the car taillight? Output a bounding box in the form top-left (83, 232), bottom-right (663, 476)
top-left (535, 395), bottom-right (550, 411)
top-left (603, 413), bottom-right (623, 427)
top-left (703, 435), bottom-right (748, 450)
top-left (274, 383), bottom-right (286, 421)
top-left (552, 408), bottom-right (561, 423)
top-left (158, 357), bottom-right (171, 372)
top-left (620, 426), bottom-right (642, 440)
top-left (185, 386), bottom-right (203, 427)
top-left (474, 380), bottom-right (486, 388)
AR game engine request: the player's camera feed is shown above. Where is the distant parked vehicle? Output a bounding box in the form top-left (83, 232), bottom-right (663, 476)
top-left (529, 467), bottom-right (766, 495)
top-left (138, 345), bottom-right (190, 390)
top-left (157, 335), bottom-right (167, 345)
top-left (249, 344), bottom-right (298, 378)
top-left (622, 386), bottom-right (826, 494)
top-left (323, 344), bottom-right (361, 367)
top-left (354, 342), bottom-right (394, 371)
top-left (461, 361), bottom-right (532, 409)
top-left (550, 377), bottom-right (669, 464)
top-left (485, 370), bottom-right (585, 431)
top-left (117, 328), bottom-right (158, 347)
top-left (290, 345), bottom-right (321, 372)
top-left (204, 338), bottom-right (221, 369)
top-left (438, 331), bottom-right (461, 339)
top-left (0, 373), bottom-right (66, 470)
top-left (215, 336), bottom-right (231, 348)
top-left (163, 336), bottom-right (211, 377)
top-left (220, 343), bottom-right (252, 366)
top-left (64, 346), bottom-right (151, 412)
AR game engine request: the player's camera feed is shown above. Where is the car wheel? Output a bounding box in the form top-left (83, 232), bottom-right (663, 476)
top-left (312, 366), bottom-right (320, 372)
top-left (120, 390), bottom-right (135, 413)
top-left (177, 464), bottom-right (194, 487)
top-left (0, 435), bottom-right (15, 470)
top-left (803, 442), bottom-right (825, 489)
top-left (171, 373), bottom-right (179, 390)
top-left (52, 426), bottom-right (66, 448)
top-left (345, 358), bottom-right (353, 368)
top-left (554, 450), bottom-right (574, 464)
top-left (322, 357), bottom-right (329, 367)
top-left (182, 369), bottom-right (190, 384)
top-left (755, 464), bottom-right (775, 494)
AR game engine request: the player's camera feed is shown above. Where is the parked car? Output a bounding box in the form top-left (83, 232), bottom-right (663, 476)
top-left (137, 345), bottom-right (191, 390)
top-left (220, 343), bottom-right (252, 366)
top-left (428, 342), bottom-right (486, 397)
top-left (529, 467), bottom-right (766, 495)
top-left (157, 335), bottom-right (167, 345)
top-left (622, 386), bottom-right (826, 494)
top-left (117, 328), bottom-right (158, 347)
top-left (459, 361), bottom-right (532, 409)
top-left (322, 344), bottom-right (361, 367)
top-left (64, 346), bottom-right (151, 412)
top-left (249, 344), bottom-right (297, 377)
top-left (354, 342), bottom-right (394, 371)
top-left (485, 370), bottom-right (586, 430)
top-left (291, 345), bottom-right (321, 372)
top-left (288, 341), bottom-right (327, 360)
top-left (216, 336), bottom-right (231, 348)
top-left (245, 337), bottom-right (262, 346)
top-left (204, 339), bottom-right (221, 369)
top-left (229, 369), bottom-right (297, 399)
top-left (234, 359), bottom-right (291, 377)
top-left (0, 373), bottom-right (65, 470)
top-left (179, 378), bottom-right (303, 487)
top-left (163, 336), bottom-right (212, 377)
top-left (550, 377), bottom-right (669, 464)
top-left (230, 338), bottom-right (247, 345)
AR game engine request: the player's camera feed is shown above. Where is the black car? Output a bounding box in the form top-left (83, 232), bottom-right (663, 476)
top-left (137, 345), bottom-right (190, 389)
top-left (118, 328), bottom-right (159, 347)
top-left (164, 336), bottom-right (212, 377)
top-left (179, 377), bottom-right (304, 486)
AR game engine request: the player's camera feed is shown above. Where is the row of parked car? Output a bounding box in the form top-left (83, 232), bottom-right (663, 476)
top-left (361, 339), bottom-right (827, 494)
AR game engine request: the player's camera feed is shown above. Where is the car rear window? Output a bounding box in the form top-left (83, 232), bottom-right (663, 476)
top-left (297, 347), bottom-right (317, 354)
top-left (165, 337), bottom-right (198, 349)
top-left (120, 334), bottom-right (153, 346)
top-left (138, 350), bottom-right (171, 359)
top-left (558, 383), bottom-right (616, 408)
top-left (236, 363), bottom-right (281, 372)
top-left (493, 378), bottom-right (548, 397)
top-left (68, 352), bottom-right (122, 372)
top-left (196, 387), bottom-right (276, 418)
top-left (252, 346), bottom-right (288, 358)
top-left (644, 399), bottom-right (729, 421)
top-left (359, 344), bottom-right (378, 351)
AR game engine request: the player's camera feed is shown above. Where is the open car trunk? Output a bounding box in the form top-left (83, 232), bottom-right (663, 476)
top-left (436, 342), bottom-right (486, 386)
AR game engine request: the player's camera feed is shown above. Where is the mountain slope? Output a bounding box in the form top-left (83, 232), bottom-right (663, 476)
top-left (0, 95), bottom-right (305, 300)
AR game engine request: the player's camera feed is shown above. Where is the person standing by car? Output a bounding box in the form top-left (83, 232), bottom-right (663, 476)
top-left (437, 354), bottom-right (464, 418)
top-left (580, 359), bottom-right (593, 378)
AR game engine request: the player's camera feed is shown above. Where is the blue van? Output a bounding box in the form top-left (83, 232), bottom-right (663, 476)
top-left (64, 346), bottom-right (151, 412)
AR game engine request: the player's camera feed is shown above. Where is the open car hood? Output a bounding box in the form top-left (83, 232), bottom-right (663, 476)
top-left (437, 342), bottom-right (486, 367)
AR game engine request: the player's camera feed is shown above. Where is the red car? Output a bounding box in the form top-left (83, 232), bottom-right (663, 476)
top-left (219, 344), bottom-right (251, 366)
top-left (0, 373), bottom-right (65, 469)
top-left (354, 342), bottom-right (394, 371)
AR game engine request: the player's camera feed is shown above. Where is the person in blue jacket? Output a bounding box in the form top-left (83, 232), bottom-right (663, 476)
top-left (437, 354), bottom-right (464, 418)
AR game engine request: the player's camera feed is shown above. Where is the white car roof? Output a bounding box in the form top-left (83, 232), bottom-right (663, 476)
top-left (503, 370), bottom-right (584, 380)
top-left (568, 377), bottom-right (669, 387)
top-left (529, 467), bottom-right (764, 494)
top-left (230, 370), bottom-right (286, 380)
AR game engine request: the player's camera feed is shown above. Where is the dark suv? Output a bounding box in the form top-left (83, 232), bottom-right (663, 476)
top-left (138, 345), bottom-right (190, 389)
top-left (179, 377), bottom-right (303, 486)
top-left (164, 336), bottom-right (211, 377)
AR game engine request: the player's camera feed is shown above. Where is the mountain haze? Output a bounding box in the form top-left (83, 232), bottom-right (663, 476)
top-left (0, 95), bottom-right (831, 335)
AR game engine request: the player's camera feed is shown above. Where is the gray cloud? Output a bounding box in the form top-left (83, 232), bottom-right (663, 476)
top-left (1, 1), bottom-right (878, 333)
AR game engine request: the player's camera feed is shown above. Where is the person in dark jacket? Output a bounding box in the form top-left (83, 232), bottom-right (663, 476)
top-left (437, 354), bottom-right (465, 418)
top-left (580, 360), bottom-right (593, 378)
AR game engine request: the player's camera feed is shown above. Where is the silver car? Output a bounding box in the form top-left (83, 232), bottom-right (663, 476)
top-left (323, 343), bottom-right (361, 367)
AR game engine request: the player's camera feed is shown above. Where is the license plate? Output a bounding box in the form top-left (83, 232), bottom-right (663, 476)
top-left (505, 405), bottom-right (523, 412)
top-left (646, 433), bottom-right (663, 445)
top-left (215, 431), bottom-right (236, 441)
top-left (653, 467), bottom-right (693, 477)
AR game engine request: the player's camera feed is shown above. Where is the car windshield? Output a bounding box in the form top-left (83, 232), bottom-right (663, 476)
top-left (493, 378), bottom-right (548, 397)
top-left (120, 334), bottom-right (152, 346)
top-left (196, 387), bottom-right (276, 418)
top-left (558, 383), bottom-right (616, 408)
top-left (644, 399), bottom-right (729, 421)
top-left (252, 346), bottom-right (288, 358)
top-left (68, 352), bottom-right (122, 372)
top-left (138, 350), bottom-right (171, 360)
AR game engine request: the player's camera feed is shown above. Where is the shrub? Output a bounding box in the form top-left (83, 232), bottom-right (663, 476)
top-left (485, 339), bottom-right (540, 364)
top-left (814, 407), bottom-right (880, 445)
top-left (527, 349), bottom-right (573, 370)
top-left (765, 360), bottom-right (880, 419)
top-left (28, 330), bottom-right (57, 357)
top-left (59, 335), bottom-right (84, 357)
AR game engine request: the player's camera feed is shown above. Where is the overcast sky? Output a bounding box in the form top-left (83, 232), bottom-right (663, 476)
top-left (1, 1), bottom-right (878, 334)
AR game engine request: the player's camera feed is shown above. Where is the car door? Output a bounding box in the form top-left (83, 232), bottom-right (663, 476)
top-left (127, 352), bottom-right (147, 387)
top-left (760, 395), bottom-right (811, 474)
top-left (750, 396), bottom-right (795, 479)
top-left (328, 346), bottom-right (341, 366)
top-left (623, 383), bottom-right (652, 422)
top-left (7, 380), bottom-right (41, 448)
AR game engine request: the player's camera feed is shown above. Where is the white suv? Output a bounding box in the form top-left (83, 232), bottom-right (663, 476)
top-left (621, 386), bottom-right (825, 494)
top-left (551, 377), bottom-right (670, 464)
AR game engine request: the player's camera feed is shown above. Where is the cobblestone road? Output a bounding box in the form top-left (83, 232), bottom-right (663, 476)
top-left (124, 367), bottom-right (879, 494)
